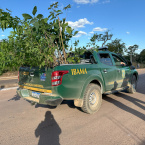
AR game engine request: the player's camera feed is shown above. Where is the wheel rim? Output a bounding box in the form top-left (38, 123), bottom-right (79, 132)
top-left (133, 83), bottom-right (136, 90)
top-left (89, 92), bottom-right (97, 105)
top-left (89, 89), bottom-right (99, 109)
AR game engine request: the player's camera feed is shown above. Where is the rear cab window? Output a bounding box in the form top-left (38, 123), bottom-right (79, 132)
top-left (98, 53), bottom-right (113, 66)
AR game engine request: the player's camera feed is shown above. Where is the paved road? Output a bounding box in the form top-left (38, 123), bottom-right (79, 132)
top-left (0, 70), bottom-right (145, 145)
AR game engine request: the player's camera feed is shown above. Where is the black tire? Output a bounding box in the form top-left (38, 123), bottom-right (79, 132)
top-left (127, 75), bottom-right (137, 94)
top-left (81, 83), bottom-right (102, 114)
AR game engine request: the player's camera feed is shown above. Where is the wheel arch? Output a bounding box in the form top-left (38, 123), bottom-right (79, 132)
top-left (79, 75), bottom-right (104, 100)
top-left (90, 80), bottom-right (102, 92)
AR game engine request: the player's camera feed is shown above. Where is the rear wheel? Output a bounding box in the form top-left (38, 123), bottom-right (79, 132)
top-left (81, 83), bottom-right (102, 114)
top-left (127, 75), bottom-right (137, 94)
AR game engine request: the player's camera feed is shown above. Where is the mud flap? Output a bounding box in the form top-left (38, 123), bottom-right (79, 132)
top-left (74, 99), bottom-right (83, 107)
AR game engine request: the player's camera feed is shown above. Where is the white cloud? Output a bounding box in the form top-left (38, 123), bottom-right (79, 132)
top-left (1, 35), bottom-right (5, 37)
top-left (89, 31), bottom-right (94, 34)
top-left (73, 31), bottom-right (87, 38)
top-left (93, 27), bottom-right (108, 32)
top-left (77, 5), bottom-right (80, 8)
top-left (126, 32), bottom-right (130, 34)
top-left (73, 0), bottom-right (99, 4)
top-left (78, 31), bottom-right (87, 35)
top-left (67, 18), bottom-right (93, 29)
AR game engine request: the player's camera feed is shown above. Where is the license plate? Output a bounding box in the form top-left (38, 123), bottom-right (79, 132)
top-left (32, 91), bottom-right (40, 98)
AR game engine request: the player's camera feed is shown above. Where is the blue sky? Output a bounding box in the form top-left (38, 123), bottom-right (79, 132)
top-left (0, 0), bottom-right (145, 53)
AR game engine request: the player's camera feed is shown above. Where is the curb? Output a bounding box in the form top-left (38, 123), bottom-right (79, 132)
top-left (0, 76), bottom-right (17, 78)
top-left (0, 76), bottom-right (17, 80)
top-left (0, 87), bottom-right (18, 91)
top-left (0, 83), bottom-right (18, 90)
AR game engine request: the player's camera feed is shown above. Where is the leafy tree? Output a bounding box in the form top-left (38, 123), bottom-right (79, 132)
top-left (0, 2), bottom-right (78, 74)
top-left (125, 44), bottom-right (139, 63)
top-left (88, 31), bottom-right (113, 48)
top-left (0, 2), bottom-right (141, 74)
top-left (67, 40), bottom-right (87, 63)
top-left (139, 49), bottom-right (145, 63)
top-left (99, 31), bottom-right (113, 47)
top-left (107, 39), bottom-right (126, 54)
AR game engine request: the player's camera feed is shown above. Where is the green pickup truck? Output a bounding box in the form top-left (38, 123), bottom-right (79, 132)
top-left (17, 47), bottom-right (138, 114)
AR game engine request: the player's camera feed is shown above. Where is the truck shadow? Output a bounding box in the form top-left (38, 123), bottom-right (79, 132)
top-left (136, 73), bottom-right (145, 94)
top-left (35, 104), bottom-right (57, 109)
top-left (139, 140), bottom-right (145, 145)
top-left (8, 94), bottom-right (21, 101)
top-left (35, 100), bottom-right (76, 109)
top-left (35, 100), bottom-right (83, 112)
top-left (117, 92), bottom-right (145, 110)
top-left (103, 72), bottom-right (145, 121)
top-left (35, 111), bottom-right (61, 145)
top-left (61, 100), bottom-right (83, 112)
top-left (61, 100), bottom-right (76, 108)
top-left (103, 93), bottom-right (145, 121)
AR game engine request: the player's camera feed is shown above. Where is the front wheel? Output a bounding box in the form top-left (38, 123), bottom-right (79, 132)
top-left (81, 83), bottom-right (102, 114)
top-left (127, 75), bottom-right (137, 94)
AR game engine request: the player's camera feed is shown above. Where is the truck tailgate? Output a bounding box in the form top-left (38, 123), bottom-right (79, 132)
top-left (19, 67), bottom-right (53, 91)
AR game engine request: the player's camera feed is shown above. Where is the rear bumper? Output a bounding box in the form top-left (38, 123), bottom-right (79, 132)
top-left (17, 87), bottom-right (63, 106)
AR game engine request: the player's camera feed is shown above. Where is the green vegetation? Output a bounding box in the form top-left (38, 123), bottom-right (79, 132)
top-left (0, 2), bottom-right (78, 74)
top-left (0, 2), bottom-right (143, 75)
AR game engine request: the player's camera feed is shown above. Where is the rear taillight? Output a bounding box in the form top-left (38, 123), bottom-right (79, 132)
top-left (51, 70), bottom-right (69, 86)
top-left (18, 71), bottom-right (19, 81)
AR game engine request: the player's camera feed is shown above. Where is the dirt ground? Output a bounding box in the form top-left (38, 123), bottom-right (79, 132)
top-left (0, 71), bottom-right (18, 77)
top-left (0, 69), bottom-right (145, 145)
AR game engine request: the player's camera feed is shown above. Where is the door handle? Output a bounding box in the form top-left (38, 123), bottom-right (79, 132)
top-left (103, 69), bottom-right (107, 73)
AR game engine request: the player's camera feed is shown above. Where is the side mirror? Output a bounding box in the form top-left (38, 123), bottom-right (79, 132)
top-left (127, 61), bottom-right (132, 66)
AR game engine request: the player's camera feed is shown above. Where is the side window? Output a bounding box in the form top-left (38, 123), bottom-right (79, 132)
top-left (112, 55), bottom-right (126, 66)
top-left (99, 53), bottom-right (113, 66)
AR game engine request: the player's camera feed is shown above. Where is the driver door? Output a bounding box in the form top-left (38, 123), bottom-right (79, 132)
top-left (111, 54), bottom-right (131, 89)
top-left (98, 53), bottom-right (117, 91)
